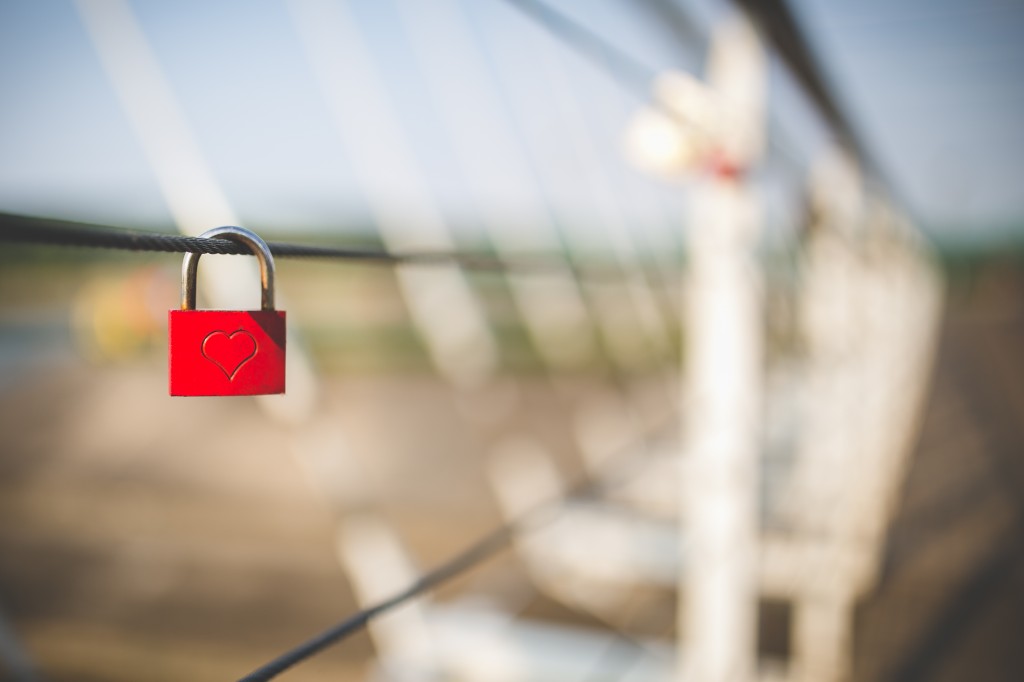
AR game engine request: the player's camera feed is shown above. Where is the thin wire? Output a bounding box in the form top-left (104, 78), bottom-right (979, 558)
top-left (499, 0), bottom-right (809, 171)
top-left (0, 213), bottom-right (632, 278)
top-left (498, 0), bottom-right (684, 126)
top-left (239, 519), bottom-right (517, 682)
top-left (499, 0), bottom-right (657, 100)
top-left (236, 416), bottom-right (678, 682)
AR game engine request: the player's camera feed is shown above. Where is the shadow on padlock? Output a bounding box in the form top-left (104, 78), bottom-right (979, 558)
top-left (168, 226), bottom-right (286, 396)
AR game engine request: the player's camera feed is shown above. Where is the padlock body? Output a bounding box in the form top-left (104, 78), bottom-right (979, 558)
top-left (169, 310), bottom-right (286, 396)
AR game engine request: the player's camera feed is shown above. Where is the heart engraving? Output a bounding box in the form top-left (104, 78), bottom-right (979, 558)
top-left (202, 329), bottom-right (257, 380)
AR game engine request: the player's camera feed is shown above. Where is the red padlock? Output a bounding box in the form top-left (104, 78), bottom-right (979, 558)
top-left (169, 226), bottom-right (286, 396)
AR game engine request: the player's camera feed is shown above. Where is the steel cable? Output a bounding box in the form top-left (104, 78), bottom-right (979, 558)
top-left (0, 213), bottom-right (632, 278)
top-left (237, 416), bottom-right (678, 681)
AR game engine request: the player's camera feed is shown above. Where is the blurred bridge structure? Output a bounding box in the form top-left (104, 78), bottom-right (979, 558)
top-left (1, 1), bottom-right (1023, 682)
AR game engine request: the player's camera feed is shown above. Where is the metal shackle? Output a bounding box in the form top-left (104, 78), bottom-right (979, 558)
top-left (181, 226), bottom-right (276, 311)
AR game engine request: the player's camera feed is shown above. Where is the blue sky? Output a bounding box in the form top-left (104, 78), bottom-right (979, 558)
top-left (1, 0), bottom-right (1022, 245)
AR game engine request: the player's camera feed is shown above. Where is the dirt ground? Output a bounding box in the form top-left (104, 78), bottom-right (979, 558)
top-left (0, 349), bottom-right (674, 681)
top-left (1, 268), bottom-right (1024, 682)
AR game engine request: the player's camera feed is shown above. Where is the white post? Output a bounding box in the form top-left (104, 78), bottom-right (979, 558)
top-left (680, 15), bottom-right (765, 682)
top-left (788, 147), bottom-right (864, 682)
top-left (787, 153), bottom-right (943, 682)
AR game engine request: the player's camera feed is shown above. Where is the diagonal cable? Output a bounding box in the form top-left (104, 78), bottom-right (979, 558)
top-left (236, 416), bottom-right (678, 682)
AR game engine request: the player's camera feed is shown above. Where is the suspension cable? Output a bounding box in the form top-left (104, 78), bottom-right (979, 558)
top-left (236, 416), bottom-right (678, 682)
top-left (0, 213), bottom-right (637, 278)
top-left (499, 0), bottom-right (808, 170)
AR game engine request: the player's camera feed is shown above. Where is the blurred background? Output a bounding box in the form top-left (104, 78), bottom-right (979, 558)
top-left (1, 0), bottom-right (1024, 681)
